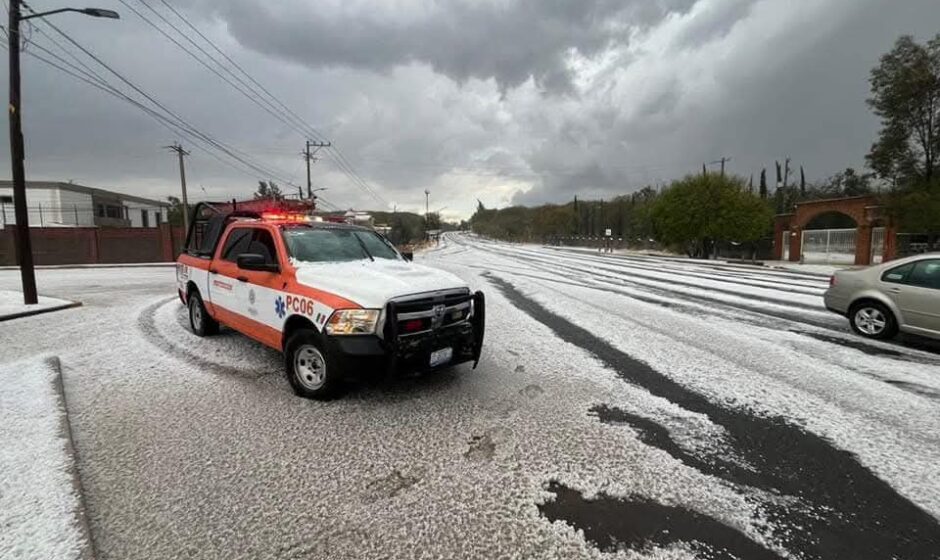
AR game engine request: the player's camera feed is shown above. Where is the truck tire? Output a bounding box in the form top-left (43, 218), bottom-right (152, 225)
top-left (848, 301), bottom-right (898, 340)
top-left (285, 329), bottom-right (339, 400)
top-left (188, 290), bottom-right (219, 336)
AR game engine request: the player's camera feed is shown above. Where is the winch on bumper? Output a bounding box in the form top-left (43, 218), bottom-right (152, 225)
top-left (321, 289), bottom-right (485, 379)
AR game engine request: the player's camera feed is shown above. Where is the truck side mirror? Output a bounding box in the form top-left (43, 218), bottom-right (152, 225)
top-left (401, 251), bottom-right (414, 261)
top-left (237, 253), bottom-right (278, 272)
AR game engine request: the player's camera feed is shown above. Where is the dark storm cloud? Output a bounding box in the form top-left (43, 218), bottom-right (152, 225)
top-left (3, 0), bottom-right (940, 219)
top-left (670, 0), bottom-right (757, 49)
top-left (199, 0), bottom-right (698, 94)
top-left (511, 0), bottom-right (940, 207)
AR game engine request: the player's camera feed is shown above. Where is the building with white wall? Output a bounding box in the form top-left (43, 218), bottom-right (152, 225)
top-left (0, 181), bottom-right (169, 228)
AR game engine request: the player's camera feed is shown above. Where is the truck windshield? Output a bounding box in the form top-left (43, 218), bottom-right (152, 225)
top-left (282, 228), bottom-right (401, 263)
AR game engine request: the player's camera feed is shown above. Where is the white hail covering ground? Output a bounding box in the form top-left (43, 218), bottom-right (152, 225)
top-left (0, 289), bottom-right (72, 318)
top-left (0, 251), bottom-right (937, 559)
top-left (292, 258), bottom-right (470, 307)
top-left (425, 234), bottom-right (940, 518)
top-left (0, 358), bottom-right (85, 560)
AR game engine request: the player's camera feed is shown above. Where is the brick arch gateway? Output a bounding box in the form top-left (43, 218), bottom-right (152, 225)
top-left (772, 195), bottom-right (897, 265)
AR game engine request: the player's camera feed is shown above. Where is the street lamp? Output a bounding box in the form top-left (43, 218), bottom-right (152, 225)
top-left (7, 1), bottom-right (119, 304)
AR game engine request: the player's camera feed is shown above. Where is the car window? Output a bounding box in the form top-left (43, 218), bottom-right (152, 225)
top-left (220, 229), bottom-right (252, 262)
top-left (881, 262), bottom-right (914, 284)
top-left (246, 229), bottom-right (278, 265)
top-left (907, 260), bottom-right (940, 290)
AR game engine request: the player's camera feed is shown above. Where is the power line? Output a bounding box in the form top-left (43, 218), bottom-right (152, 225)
top-left (17, 3), bottom-right (350, 212)
top-left (136, 0), bottom-right (389, 208)
top-left (17, 12), bottom-right (329, 201)
top-left (18, 38), bottom-right (293, 187)
top-left (23, 8), bottom-right (300, 184)
top-left (117, 0), bottom-right (311, 139)
top-left (155, 0), bottom-right (334, 149)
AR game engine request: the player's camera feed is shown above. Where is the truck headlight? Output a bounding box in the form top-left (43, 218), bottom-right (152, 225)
top-left (325, 309), bottom-right (380, 335)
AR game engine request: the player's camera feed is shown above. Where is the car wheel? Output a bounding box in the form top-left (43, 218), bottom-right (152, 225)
top-left (849, 301), bottom-right (898, 340)
top-left (285, 329), bottom-right (339, 400)
top-left (188, 290), bottom-right (219, 336)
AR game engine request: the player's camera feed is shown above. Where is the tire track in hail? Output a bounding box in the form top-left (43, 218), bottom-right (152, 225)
top-left (457, 237), bottom-right (841, 330)
top-left (483, 272), bottom-right (940, 560)
top-left (490, 243), bottom-right (825, 306)
top-left (136, 296), bottom-right (271, 380)
top-left (541, 247), bottom-right (827, 294)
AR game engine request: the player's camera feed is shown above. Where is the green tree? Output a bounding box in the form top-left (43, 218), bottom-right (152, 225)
top-left (254, 180), bottom-right (284, 199)
top-left (867, 34), bottom-right (940, 185)
top-left (887, 185), bottom-right (940, 231)
top-left (166, 195), bottom-right (184, 226)
top-left (819, 168), bottom-right (874, 197)
top-left (652, 174), bottom-right (772, 258)
top-left (531, 204), bottom-right (574, 240)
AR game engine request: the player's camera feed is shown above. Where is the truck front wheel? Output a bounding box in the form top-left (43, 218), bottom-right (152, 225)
top-left (188, 290), bottom-right (219, 336)
top-left (285, 329), bottom-right (339, 400)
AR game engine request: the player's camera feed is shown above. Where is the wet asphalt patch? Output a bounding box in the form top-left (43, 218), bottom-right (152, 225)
top-left (486, 273), bottom-right (940, 559)
top-left (540, 482), bottom-right (785, 560)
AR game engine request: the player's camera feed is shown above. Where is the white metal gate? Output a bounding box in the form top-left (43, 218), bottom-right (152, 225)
top-left (871, 227), bottom-right (885, 264)
top-left (801, 228), bottom-right (856, 264)
top-left (781, 230), bottom-right (790, 260)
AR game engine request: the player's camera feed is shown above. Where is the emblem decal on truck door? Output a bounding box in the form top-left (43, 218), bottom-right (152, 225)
top-left (275, 296), bottom-right (286, 319)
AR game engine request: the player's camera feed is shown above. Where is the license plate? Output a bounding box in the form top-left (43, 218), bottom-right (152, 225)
top-left (429, 347), bottom-right (453, 367)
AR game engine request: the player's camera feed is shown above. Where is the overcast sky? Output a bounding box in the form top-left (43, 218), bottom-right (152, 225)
top-left (3, 0), bottom-right (939, 219)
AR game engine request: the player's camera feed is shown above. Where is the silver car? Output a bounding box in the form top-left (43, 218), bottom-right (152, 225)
top-left (824, 253), bottom-right (940, 340)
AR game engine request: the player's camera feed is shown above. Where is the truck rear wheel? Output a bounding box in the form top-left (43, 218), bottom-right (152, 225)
top-left (285, 329), bottom-right (339, 400)
top-left (188, 290), bottom-right (219, 336)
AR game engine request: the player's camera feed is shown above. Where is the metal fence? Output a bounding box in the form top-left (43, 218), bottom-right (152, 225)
top-left (801, 228), bottom-right (857, 264)
top-left (0, 203), bottom-right (167, 228)
top-left (897, 233), bottom-right (940, 258)
top-left (871, 227), bottom-right (886, 264)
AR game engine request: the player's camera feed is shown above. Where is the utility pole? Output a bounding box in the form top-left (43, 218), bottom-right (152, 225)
top-left (424, 189), bottom-right (430, 240)
top-left (709, 156), bottom-right (731, 177)
top-left (303, 140), bottom-right (331, 198)
top-left (8, 0), bottom-right (37, 303)
top-left (6, 2), bottom-right (117, 305)
top-left (165, 143), bottom-right (191, 232)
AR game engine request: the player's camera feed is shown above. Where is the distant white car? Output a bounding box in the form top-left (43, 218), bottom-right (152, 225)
top-left (824, 253), bottom-right (940, 340)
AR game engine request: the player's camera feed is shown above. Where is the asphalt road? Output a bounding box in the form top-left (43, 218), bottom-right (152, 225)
top-left (2, 235), bottom-right (939, 560)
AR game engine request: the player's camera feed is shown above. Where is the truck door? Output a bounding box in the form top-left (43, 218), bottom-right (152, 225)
top-left (210, 227), bottom-right (252, 317)
top-left (232, 228), bottom-right (285, 348)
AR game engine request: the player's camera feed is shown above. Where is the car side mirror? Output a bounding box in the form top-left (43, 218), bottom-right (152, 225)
top-left (237, 253), bottom-right (278, 272)
top-left (401, 251), bottom-right (414, 262)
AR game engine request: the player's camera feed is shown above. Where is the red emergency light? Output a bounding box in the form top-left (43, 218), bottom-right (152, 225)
top-left (261, 212), bottom-right (311, 223)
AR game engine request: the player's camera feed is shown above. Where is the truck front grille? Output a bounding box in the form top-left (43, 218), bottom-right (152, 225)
top-left (386, 289), bottom-right (473, 338)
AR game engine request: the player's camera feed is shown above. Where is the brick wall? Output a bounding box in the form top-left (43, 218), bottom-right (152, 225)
top-left (0, 224), bottom-right (185, 266)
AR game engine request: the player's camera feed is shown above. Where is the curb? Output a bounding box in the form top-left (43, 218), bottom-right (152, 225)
top-left (48, 356), bottom-right (98, 560)
top-left (0, 300), bottom-right (83, 322)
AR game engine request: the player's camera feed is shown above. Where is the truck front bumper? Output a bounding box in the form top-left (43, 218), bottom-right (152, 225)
top-left (323, 291), bottom-right (485, 381)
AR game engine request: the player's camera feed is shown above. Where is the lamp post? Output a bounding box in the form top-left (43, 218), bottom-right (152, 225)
top-left (7, 1), bottom-right (118, 304)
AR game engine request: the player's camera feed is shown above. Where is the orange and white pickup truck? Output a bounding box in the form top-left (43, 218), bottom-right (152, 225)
top-left (176, 202), bottom-right (485, 399)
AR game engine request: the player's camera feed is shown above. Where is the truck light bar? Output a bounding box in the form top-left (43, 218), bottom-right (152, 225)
top-left (261, 212), bottom-right (311, 223)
